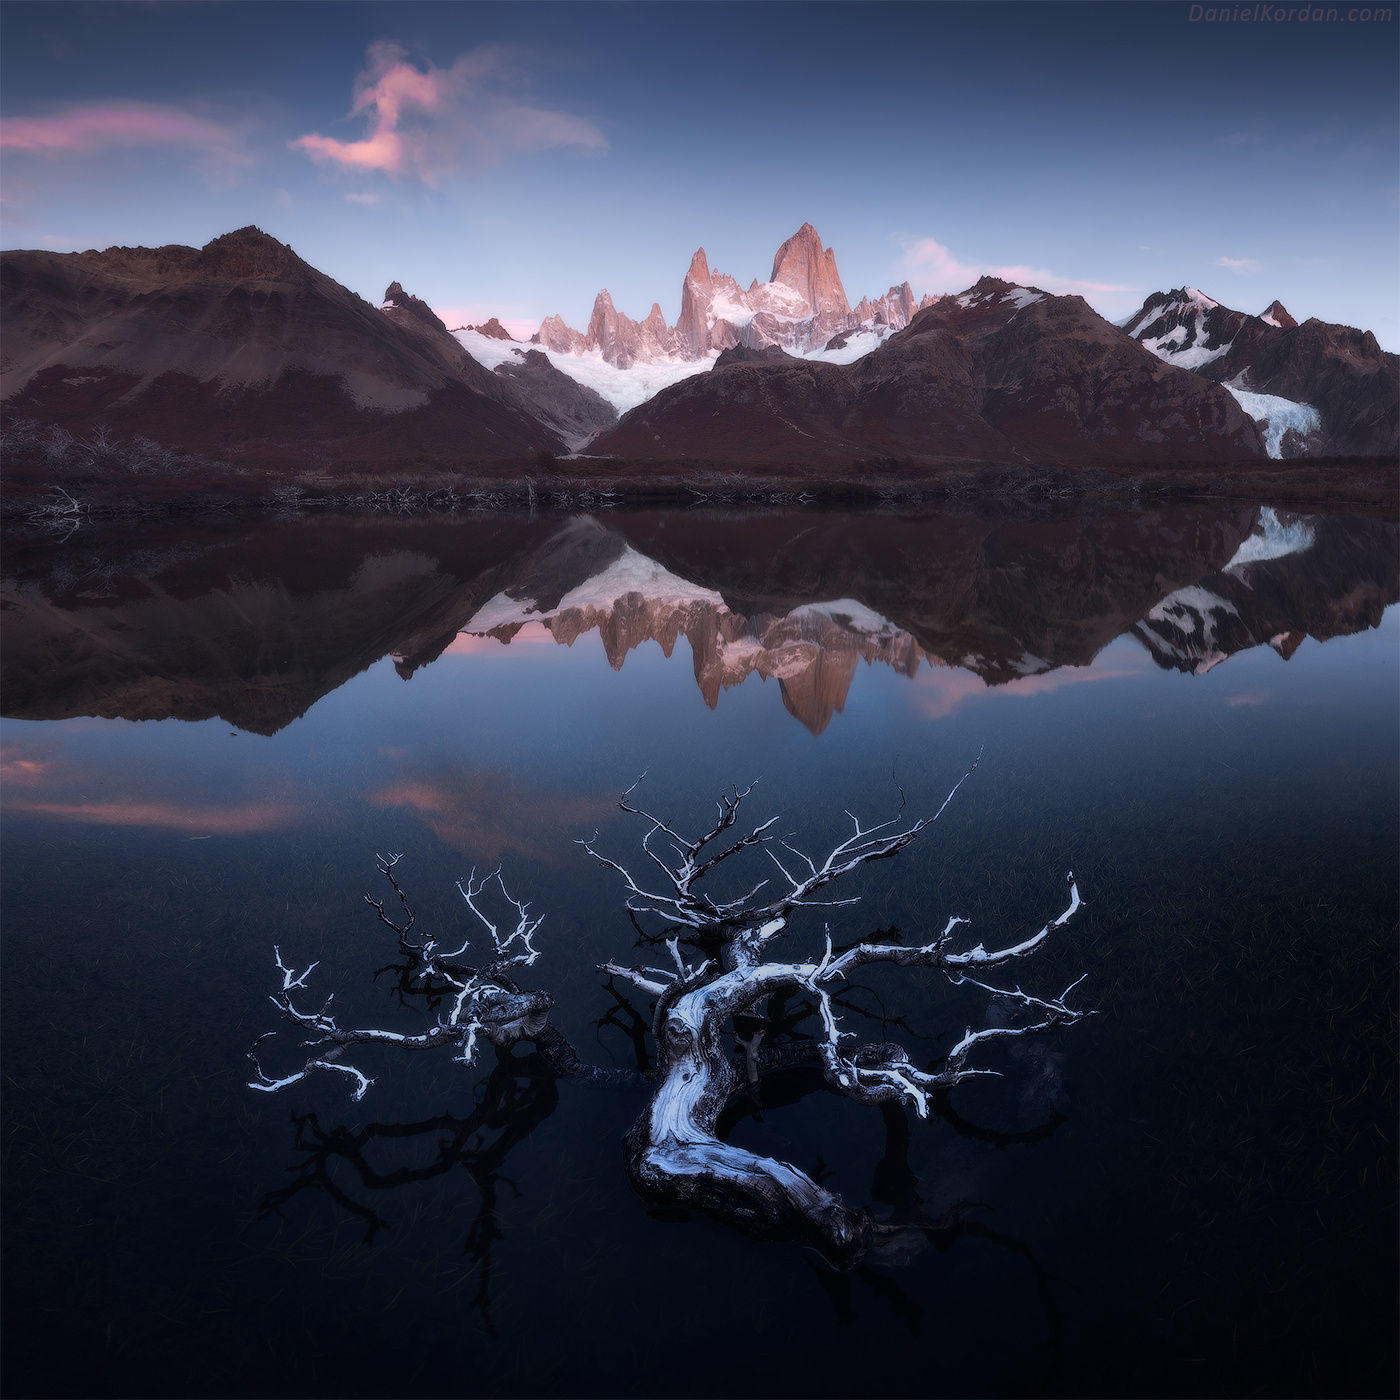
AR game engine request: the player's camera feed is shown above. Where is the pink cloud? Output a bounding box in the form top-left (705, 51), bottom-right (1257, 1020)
top-left (0, 101), bottom-right (250, 167)
top-left (902, 235), bottom-right (1134, 299)
top-left (294, 40), bottom-right (606, 183)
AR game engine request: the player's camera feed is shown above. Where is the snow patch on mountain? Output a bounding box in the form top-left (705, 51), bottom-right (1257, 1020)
top-left (1141, 585), bottom-right (1242, 674)
top-left (800, 328), bottom-right (892, 365)
top-left (1002, 288), bottom-right (1046, 311)
top-left (463, 547), bottom-right (725, 634)
top-left (791, 598), bottom-right (899, 633)
top-left (956, 286), bottom-right (1045, 313)
top-left (709, 293), bottom-right (756, 329)
top-left (555, 547), bottom-right (726, 613)
top-left (1138, 327), bottom-right (1233, 370)
top-left (454, 329), bottom-right (530, 372)
top-left (1222, 383), bottom-right (1322, 458)
top-left (464, 590), bottom-right (541, 632)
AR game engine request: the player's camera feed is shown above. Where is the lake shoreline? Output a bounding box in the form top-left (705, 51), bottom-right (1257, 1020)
top-left (4, 452), bottom-right (1397, 527)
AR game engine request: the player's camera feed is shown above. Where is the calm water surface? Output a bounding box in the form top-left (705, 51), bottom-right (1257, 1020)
top-left (2, 503), bottom-right (1396, 1398)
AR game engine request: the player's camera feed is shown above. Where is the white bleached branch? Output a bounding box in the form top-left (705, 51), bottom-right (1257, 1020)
top-left (249, 859), bottom-right (555, 1102)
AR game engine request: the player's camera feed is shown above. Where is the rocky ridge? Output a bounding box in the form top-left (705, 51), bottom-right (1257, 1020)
top-left (1123, 287), bottom-right (1397, 457)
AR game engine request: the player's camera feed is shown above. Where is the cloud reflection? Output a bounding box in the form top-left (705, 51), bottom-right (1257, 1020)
top-left (369, 766), bottom-right (606, 863)
top-left (6, 798), bottom-right (302, 835)
top-left (1, 737), bottom-right (304, 835)
top-left (913, 660), bottom-right (1145, 720)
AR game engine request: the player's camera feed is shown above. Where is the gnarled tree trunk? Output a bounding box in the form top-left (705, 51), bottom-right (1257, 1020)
top-left (250, 764), bottom-right (1089, 1269)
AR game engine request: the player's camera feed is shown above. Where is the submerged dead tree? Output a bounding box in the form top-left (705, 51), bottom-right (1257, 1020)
top-left (249, 764), bottom-right (1089, 1267)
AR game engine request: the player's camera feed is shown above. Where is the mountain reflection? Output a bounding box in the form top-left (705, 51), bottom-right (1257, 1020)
top-left (2, 505), bottom-right (1394, 735)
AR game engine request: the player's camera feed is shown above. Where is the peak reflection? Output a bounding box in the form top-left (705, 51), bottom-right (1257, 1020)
top-left (2, 506), bottom-right (1393, 736)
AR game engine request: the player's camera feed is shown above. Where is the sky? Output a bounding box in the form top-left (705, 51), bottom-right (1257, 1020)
top-left (2, 1), bottom-right (1397, 346)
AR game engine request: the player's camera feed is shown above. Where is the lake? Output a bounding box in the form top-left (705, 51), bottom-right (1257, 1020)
top-left (2, 500), bottom-right (1395, 1398)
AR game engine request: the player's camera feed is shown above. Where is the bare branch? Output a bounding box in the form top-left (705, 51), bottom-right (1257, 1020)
top-left (598, 962), bottom-right (671, 997)
top-left (251, 859), bottom-right (556, 1102)
top-left (449, 866), bottom-right (545, 974)
top-left (581, 758), bottom-right (984, 960)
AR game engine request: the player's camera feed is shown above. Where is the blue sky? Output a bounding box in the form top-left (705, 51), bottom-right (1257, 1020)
top-left (3, 1), bottom-right (1397, 345)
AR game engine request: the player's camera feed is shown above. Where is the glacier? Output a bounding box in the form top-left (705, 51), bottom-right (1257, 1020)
top-left (1223, 383), bottom-right (1322, 458)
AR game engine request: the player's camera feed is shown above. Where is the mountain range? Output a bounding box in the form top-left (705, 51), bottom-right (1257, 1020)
top-left (1, 222), bottom-right (1394, 474)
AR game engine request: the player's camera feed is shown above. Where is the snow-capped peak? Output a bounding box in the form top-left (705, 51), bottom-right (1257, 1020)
top-left (1124, 287), bottom-right (1238, 370)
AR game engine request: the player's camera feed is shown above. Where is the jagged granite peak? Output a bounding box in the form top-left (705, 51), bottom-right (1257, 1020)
top-left (769, 221), bottom-right (851, 321)
top-left (873, 282), bottom-right (916, 327)
top-left (531, 224), bottom-right (921, 368)
top-left (584, 288), bottom-right (677, 369)
top-left (1260, 299), bottom-right (1296, 330)
top-left (533, 313), bottom-right (587, 355)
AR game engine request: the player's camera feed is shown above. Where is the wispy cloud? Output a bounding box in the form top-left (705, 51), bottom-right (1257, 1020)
top-left (344, 191), bottom-right (382, 205)
top-left (0, 101), bottom-right (250, 169)
top-left (1215, 255), bottom-right (1262, 274)
top-left (901, 235), bottom-right (1132, 297)
top-left (294, 40), bottom-right (606, 184)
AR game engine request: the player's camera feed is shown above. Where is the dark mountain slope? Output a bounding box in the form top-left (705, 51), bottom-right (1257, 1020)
top-left (0, 227), bottom-right (563, 468)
